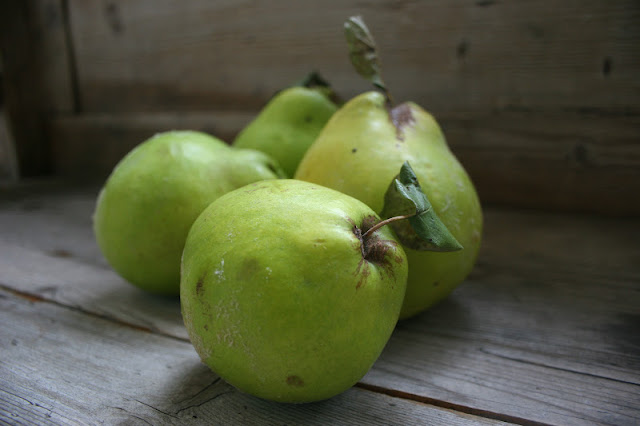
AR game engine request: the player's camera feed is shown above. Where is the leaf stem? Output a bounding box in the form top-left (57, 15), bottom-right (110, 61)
top-left (362, 213), bottom-right (415, 240)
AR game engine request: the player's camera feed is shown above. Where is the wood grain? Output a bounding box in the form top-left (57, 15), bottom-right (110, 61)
top-left (365, 209), bottom-right (640, 425)
top-left (0, 185), bottom-right (638, 424)
top-left (47, 110), bottom-right (640, 215)
top-left (1, 288), bottom-right (510, 425)
top-left (5, 0), bottom-right (640, 214)
top-left (444, 110), bottom-right (640, 215)
top-left (66, 0), bottom-right (640, 113)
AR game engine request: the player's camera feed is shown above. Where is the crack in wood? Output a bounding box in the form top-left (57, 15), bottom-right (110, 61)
top-left (478, 347), bottom-right (640, 387)
top-left (174, 389), bottom-right (235, 416)
top-left (173, 377), bottom-right (223, 410)
top-left (134, 399), bottom-right (179, 419)
top-left (108, 406), bottom-right (154, 425)
top-left (354, 382), bottom-right (551, 426)
top-left (0, 283), bottom-right (189, 343)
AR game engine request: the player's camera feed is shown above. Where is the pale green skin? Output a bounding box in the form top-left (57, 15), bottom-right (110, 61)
top-left (233, 86), bottom-right (338, 177)
top-left (181, 179), bottom-right (407, 403)
top-left (93, 130), bottom-right (284, 295)
top-left (296, 91), bottom-right (483, 319)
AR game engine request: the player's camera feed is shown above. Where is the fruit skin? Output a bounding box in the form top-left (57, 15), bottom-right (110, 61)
top-left (295, 91), bottom-right (482, 319)
top-left (233, 86), bottom-right (338, 177)
top-left (180, 179), bottom-right (407, 403)
top-left (93, 130), bottom-right (284, 295)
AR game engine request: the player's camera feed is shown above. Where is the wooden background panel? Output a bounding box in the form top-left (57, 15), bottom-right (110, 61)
top-left (47, 110), bottom-right (640, 215)
top-left (446, 111), bottom-right (640, 214)
top-left (2, 0), bottom-right (639, 214)
top-left (48, 112), bottom-right (255, 178)
top-left (0, 110), bottom-right (19, 182)
top-left (0, 0), bottom-right (75, 176)
top-left (66, 0), bottom-right (640, 113)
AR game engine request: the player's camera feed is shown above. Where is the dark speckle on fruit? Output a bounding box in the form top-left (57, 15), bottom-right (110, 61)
top-left (286, 375), bottom-right (304, 387)
top-left (313, 238), bottom-right (327, 248)
top-left (196, 275), bottom-right (206, 296)
top-left (352, 148), bottom-right (357, 153)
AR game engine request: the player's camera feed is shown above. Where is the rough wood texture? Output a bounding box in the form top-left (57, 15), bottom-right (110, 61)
top-left (0, 184), bottom-right (638, 425)
top-left (2, 289), bottom-right (509, 425)
top-left (0, 186), bottom-right (517, 425)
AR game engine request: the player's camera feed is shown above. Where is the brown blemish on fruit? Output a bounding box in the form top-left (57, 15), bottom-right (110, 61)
top-left (359, 215), bottom-right (400, 264)
top-left (196, 275), bottom-right (206, 296)
top-left (286, 375), bottom-right (304, 387)
top-left (352, 215), bottom-right (403, 289)
top-left (389, 103), bottom-right (415, 141)
top-left (355, 260), bottom-right (371, 289)
top-left (360, 215), bottom-right (378, 232)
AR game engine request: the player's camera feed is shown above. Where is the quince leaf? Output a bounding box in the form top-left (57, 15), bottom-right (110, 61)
top-left (380, 162), bottom-right (463, 252)
top-left (343, 16), bottom-right (386, 94)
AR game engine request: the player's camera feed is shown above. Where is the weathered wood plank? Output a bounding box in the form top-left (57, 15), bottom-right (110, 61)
top-left (363, 209), bottom-right (640, 425)
top-left (66, 0), bottom-right (640, 113)
top-left (0, 185), bottom-right (186, 338)
top-left (0, 185), bottom-right (638, 425)
top-left (0, 288), bottom-right (511, 425)
top-left (47, 110), bottom-right (640, 215)
top-left (0, 0), bottom-right (75, 176)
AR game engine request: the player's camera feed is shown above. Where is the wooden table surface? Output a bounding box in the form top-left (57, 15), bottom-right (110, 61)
top-left (1, 183), bottom-right (639, 425)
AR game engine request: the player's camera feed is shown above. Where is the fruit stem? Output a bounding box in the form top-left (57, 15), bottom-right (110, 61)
top-left (362, 213), bottom-right (415, 240)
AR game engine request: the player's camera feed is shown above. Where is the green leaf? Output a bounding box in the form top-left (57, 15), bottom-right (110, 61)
top-left (380, 162), bottom-right (463, 252)
top-left (343, 16), bottom-right (387, 94)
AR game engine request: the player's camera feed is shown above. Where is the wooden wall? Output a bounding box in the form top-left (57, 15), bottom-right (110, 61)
top-left (2, 0), bottom-right (639, 215)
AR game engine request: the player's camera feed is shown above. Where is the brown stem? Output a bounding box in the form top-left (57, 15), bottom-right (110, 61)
top-left (362, 213), bottom-right (415, 240)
